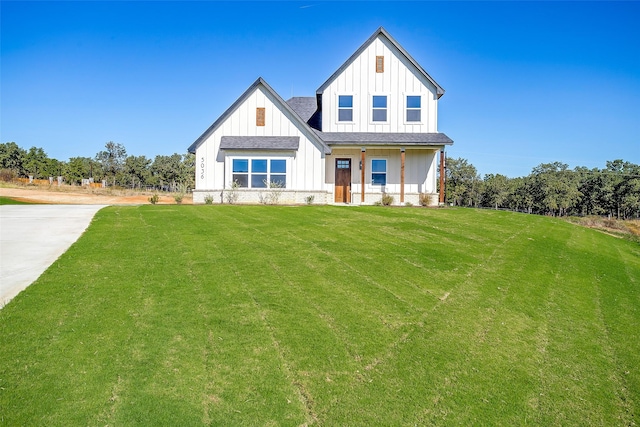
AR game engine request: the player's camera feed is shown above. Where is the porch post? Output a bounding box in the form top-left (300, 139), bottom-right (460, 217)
top-left (361, 148), bottom-right (366, 203)
top-left (439, 149), bottom-right (445, 205)
top-left (400, 148), bottom-right (405, 203)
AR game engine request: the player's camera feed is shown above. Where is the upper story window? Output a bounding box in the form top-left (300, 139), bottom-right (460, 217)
top-left (232, 158), bottom-right (287, 189)
top-left (406, 96), bottom-right (421, 122)
top-left (376, 56), bottom-right (384, 73)
top-left (256, 108), bottom-right (265, 126)
top-left (338, 95), bottom-right (353, 122)
top-left (371, 159), bottom-right (387, 185)
top-left (372, 96), bottom-right (387, 122)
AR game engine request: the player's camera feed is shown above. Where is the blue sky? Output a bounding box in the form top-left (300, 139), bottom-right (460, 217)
top-left (2, 1), bottom-right (638, 178)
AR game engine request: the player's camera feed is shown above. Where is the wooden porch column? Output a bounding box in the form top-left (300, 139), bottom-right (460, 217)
top-left (361, 148), bottom-right (366, 203)
top-left (400, 148), bottom-right (405, 203)
top-left (439, 149), bottom-right (445, 205)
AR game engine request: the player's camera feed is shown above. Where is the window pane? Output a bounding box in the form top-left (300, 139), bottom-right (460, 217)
top-left (372, 109), bottom-right (387, 122)
top-left (407, 109), bottom-right (421, 122)
top-left (251, 174), bottom-right (267, 188)
top-left (372, 173), bottom-right (386, 185)
top-left (338, 109), bottom-right (353, 122)
top-left (337, 160), bottom-right (350, 169)
top-left (406, 96), bottom-right (421, 108)
top-left (232, 174), bottom-right (248, 188)
top-left (338, 95), bottom-right (353, 108)
top-left (372, 159), bottom-right (386, 173)
top-left (232, 159), bottom-right (248, 173)
top-left (372, 96), bottom-right (387, 108)
top-left (252, 159), bottom-right (267, 173)
top-left (270, 159), bottom-right (286, 173)
top-left (270, 174), bottom-right (286, 188)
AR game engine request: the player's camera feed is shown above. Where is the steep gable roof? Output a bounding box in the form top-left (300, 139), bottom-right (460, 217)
top-left (316, 27), bottom-right (445, 99)
top-left (188, 78), bottom-right (330, 154)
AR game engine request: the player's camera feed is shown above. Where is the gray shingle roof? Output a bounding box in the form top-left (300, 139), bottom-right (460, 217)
top-left (286, 97), bottom-right (317, 122)
top-left (220, 136), bottom-right (300, 151)
top-left (314, 131), bottom-right (453, 146)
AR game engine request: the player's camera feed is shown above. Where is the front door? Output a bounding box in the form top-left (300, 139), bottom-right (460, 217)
top-left (335, 159), bottom-right (351, 203)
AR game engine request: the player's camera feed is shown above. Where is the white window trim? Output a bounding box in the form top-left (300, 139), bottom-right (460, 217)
top-left (336, 93), bottom-right (356, 124)
top-left (229, 156), bottom-right (289, 189)
top-left (404, 93), bottom-right (423, 125)
top-left (370, 93), bottom-right (390, 125)
top-left (370, 158), bottom-right (388, 188)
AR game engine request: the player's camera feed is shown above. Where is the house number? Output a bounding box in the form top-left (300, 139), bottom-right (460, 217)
top-left (200, 157), bottom-right (205, 180)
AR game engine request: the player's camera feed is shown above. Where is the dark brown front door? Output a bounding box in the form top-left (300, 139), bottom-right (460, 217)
top-left (335, 159), bottom-right (351, 203)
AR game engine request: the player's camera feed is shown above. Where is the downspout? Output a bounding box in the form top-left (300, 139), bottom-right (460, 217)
top-left (361, 148), bottom-right (366, 203)
top-left (439, 149), bottom-right (445, 206)
top-left (400, 148), bottom-right (405, 203)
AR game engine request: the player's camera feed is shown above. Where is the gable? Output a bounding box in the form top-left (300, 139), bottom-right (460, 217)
top-left (316, 27), bottom-right (444, 98)
top-left (188, 78), bottom-right (330, 154)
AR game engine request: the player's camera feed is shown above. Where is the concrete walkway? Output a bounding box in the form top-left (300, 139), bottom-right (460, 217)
top-left (0, 205), bottom-right (106, 307)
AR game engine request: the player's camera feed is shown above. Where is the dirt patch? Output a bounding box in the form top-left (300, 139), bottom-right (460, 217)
top-left (0, 186), bottom-right (192, 205)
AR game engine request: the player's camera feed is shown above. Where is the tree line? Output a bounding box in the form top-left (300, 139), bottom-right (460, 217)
top-left (0, 141), bottom-right (194, 191)
top-left (445, 158), bottom-right (640, 219)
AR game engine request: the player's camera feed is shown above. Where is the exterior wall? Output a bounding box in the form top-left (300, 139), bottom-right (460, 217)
top-left (325, 148), bottom-right (439, 205)
top-left (194, 85), bottom-right (326, 198)
top-left (321, 35), bottom-right (439, 133)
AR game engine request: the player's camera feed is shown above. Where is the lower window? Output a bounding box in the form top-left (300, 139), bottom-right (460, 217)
top-left (232, 158), bottom-right (287, 188)
top-left (371, 159), bottom-right (387, 186)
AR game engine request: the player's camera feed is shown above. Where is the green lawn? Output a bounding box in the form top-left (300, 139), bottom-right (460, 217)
top-left (1, 206), bottom-right (638, 425)
top-left (0, 196), bottom-right (33, 205)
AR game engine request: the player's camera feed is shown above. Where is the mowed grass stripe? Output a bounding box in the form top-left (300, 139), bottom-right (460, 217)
top-left (0, 206), bottom-right (638, 425)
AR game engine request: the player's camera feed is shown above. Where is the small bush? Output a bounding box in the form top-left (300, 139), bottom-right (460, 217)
top-left (405, 202), bottom-right (413, 207)
top-left (148, 194), bottom-right (160, 205)
top-left (419, 193), bottom-right (431, 207)
top-left (225, 181), bottom-right (240, 204)
top-left (381, 193), bottom-right (394, 206)
top-left (0, 169), bottom-right (16, 182)
top-left (204, 194), bottom-right (214, 205)
top-left (259, 180), bottom-right (283, 205)
top-left (305, 195), bottom-right (315, 205)
top-left (174, 184), bottom-right (186, 204)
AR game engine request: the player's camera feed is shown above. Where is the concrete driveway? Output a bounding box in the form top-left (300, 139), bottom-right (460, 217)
top-left (0, 205), bottom-right (106, 307)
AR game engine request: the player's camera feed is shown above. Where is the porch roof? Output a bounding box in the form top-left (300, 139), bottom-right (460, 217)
top-left (314, 131), bottom-right (453, 146)
top-left (220, 136), bottom-right (300, 151)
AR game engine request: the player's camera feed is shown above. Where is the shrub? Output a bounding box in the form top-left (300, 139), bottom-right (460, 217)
top-left (204, 194), bottom-right (214, 205)
top-left (259, 180), bottom-right (283, 205)
top-left (0, 169), bottom-right (16, 182)
top-left (381, 193), bottom-right (394, 206)
top-left (305, 195), bottom-right (315, 205)
top-left (173, 183), bottom-right (187, 204)
top-left (148, 194), bottom-right (160, 205)
top-left (225, 181), bottom-right (240, 204)
top-left (419, 193), bottom-right (431, 206)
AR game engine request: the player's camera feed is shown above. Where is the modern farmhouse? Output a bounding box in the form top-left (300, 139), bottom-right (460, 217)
top-left (188, 27), bottom-right (453, 205)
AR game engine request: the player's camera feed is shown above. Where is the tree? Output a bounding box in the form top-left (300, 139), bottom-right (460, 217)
top-left (445, 157), bottom-right (482, 207)
top-left (23, 147), bottom-right (49, 179)
top-left (529, 162), bottom-right (581, 216)
top-left (0, 142), bottom-right (27, 176)
top-left (482, 173), bottom-right (510, 209)
top-left (64, 157), bottom-right (94, 185)
top-left (95, 142), bottom-right (127, 186)
top-left (605, 160), bottom-right (640, 219)
top-left (122, 155), bottom-right (152, 189)
top-left (151, 153), bottom-right (194, 190)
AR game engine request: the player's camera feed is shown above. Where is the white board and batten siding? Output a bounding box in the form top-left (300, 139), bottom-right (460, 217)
top-left (195, 85), bottom-right (325, 193)
top-left (321, 35), bottom-right (439, 134)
